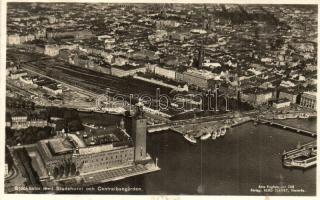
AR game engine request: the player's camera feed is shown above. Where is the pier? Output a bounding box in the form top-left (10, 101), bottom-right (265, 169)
top-left (282, 141), bottom-right (317, 169)
top-left (147, 115), bottom-right (251, 139)
top-left (147, 111), bottom-right (254, 133)
top-left (147, 123), bottom-right (172, 133)
top-left (257, 119), bottom-right (317, 138)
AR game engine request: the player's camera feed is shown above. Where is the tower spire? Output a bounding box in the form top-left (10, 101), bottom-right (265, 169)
top-left (132, 103), bottom-right (147, 162)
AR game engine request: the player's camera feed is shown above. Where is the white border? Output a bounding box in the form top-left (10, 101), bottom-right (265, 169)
top-left (0, 1), bottom-right (319, 200)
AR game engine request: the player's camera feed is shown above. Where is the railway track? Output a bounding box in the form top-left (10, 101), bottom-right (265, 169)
top-left (15, 149), bottom-right (39, 186)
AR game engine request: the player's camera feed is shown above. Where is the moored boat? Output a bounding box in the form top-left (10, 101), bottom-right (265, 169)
top-left (77, 108), bottom-right (93, 112)
top-left (184, 134), bottom-right (197, 144)
top-left (216, 129), bottom-right (221, 138)
top-left (102, 107), bottom-right (126, 115)
top-left (299, 113), bottom-right (310, 119)
top-left (93, 109), bottom-right (106, 113)
top-left (220, 127), bottom-right (226, 136)
top-left (286, 113), bottom-right (298, 119)
top-left (194, 131), bottom-right (204, 138)
top-left (277, 114), bottom-right (286, 120)
top-left (211, 131), bottom-right (217, 140)
top-left (200, 132), bottom-right (211, 140)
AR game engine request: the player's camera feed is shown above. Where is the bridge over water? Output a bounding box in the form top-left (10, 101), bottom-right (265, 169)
top-left (257, 119), bottom-right (317, 138)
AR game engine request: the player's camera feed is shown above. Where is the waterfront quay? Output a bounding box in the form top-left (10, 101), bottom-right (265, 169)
top-left (71, 164), bottom-right (160, 187)
top-left (147, 109), bottom-right (315, 135)
top-left (169, 116), bottom-right (251, 136)
top-left (257, 119), bottom-right (317, 138)
top-left (147, 112), bottom-right (253, 144)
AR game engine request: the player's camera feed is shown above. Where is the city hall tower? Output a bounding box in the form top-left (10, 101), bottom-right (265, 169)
top-left (131, 102), bottom-right (147, 162)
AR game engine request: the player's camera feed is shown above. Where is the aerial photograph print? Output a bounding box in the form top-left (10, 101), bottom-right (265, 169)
top-left (3, 1), bottom-right (318, 196)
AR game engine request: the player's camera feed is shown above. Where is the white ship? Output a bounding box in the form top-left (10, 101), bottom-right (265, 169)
top-left (90, 107), bottom-right (107, 113)
top-left (200, 132), bottom-right (211, 140)
top-left (94, 110), bottom-right (106, 113)
top-left (220, 128), bottom-right (226, 136)
top-left (299, 113), bottom-right (310, 119)
top-left (276, 114), bottom-right (286, 120)
top-left (77, 108), bottom-right (93, 112)
top-left (286, 113), bottom-right (298, 119)
top-left (216, 129), bottom-right (221, 138)
top-left (184, 134), bottom-right (197, 144)
top-left (83, 123), bottom-right (98, 129)
top-left (211, 131), bottom-right (217, 140)
top-left (102, 107), bottom-right (126, 116)
top-left (179, 108), bottom-right (197, 115)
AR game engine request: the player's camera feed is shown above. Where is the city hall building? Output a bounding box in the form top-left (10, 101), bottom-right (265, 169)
top-left (36, 135), bottom-right (135, 177)
top-left (28, 104), bottom-right (159, 186)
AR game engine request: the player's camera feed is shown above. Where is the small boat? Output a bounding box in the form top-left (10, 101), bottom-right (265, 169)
top-left (265, 115), bottom-right (274, 120)
top-left (194, 132), bottom-right (203, 138)
top-left (286, 113), bottom-right (298, 119)
top-left (299, 113), bottom-right (309, 119)
top-left (200, 132), bottom-right (211, 140)
top-left (109, 111), bottom-right (125, 116)
top-left (220, 128), bottom-right (226, 136)
top-left (277, 114), bottom-right (286, 120)
top-left (216, 129), bottom-right (221, 138)
top-left (94, 109), bottom-right (106, 113)
top-left (184, 134), bottom-right (197, 144)
top-left (211, 131), bottom-right (217, 140)
top-left (77, 108), bottom-right (93, 112)
top-left (102, 107), bottom-right (126, 115)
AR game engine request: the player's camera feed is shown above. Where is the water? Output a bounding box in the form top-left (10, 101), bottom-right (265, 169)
top-left (75, 115), bottom-right (317, 195)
